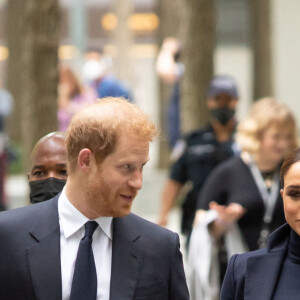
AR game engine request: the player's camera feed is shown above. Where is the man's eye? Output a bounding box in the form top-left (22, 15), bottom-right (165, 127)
top-left (33, 171), bottom-right (44, 176)
top-left (59, 169), bottom-right (68, 176)
top-left (122, 164), bottom-right (135, 172)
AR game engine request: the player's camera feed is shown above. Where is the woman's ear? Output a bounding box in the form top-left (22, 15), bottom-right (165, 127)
top-left (78, 148), bottom-right (94, 173)
top-left (280, 188), bottom-right (284, 198)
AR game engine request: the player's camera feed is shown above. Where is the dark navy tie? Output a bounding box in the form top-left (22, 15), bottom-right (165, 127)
top-left (70, 221), bottom-right (99, 300)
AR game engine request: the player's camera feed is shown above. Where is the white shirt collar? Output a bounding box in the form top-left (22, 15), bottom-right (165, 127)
top-left (58, 187), bottom-right (113, 240)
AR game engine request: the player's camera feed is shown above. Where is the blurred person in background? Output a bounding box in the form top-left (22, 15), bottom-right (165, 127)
top-left (156, 37), bottom-right (184, 149)
top-left (158, 75), bottom-right (240, 244)
top-left (28, 132), bottom-right (67, 204)
top-left (83, 50), bottom-right (133, 102)
top-left (0, 83), bottom-right (13, 211)
top-left (58, 66), bottom-right (97, 131)
top-left (189, 98), bottom-right (298, 300)
top-left (221, 147), bottom-right (300, 300)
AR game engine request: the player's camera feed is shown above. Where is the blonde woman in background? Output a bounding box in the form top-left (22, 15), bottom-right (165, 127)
top-left (188, 98), bottom-right (298, 300)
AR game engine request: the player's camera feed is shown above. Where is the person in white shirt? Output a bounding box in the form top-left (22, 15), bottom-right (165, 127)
top-left (0, 97), bottom-right (189, 300)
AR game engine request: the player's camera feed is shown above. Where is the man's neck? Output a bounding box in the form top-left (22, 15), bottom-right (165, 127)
top-left (64, 179), bottom-right (98, 220)
top-left (211, 119), bottom-right (235, 142)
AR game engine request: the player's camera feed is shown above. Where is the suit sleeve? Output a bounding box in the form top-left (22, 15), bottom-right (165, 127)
top-left (220, 254), bottom-right (238, 300)
top-left (169, 233), bottom-right (190, 300)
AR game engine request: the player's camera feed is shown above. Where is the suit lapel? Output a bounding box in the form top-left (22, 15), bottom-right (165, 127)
top-left (27, 196), bottom-right (62, 300)
top-left (110, 215), bottom-right (144, 300)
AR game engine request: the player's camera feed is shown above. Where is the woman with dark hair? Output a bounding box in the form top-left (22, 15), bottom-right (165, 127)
top-left (221, 147), bottom-right (300, 299)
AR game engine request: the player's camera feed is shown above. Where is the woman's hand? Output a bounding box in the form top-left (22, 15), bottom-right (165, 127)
top-left (208, 202), bottom-right (246, 240)
top-left (209, 201), bottom-right (246, 224)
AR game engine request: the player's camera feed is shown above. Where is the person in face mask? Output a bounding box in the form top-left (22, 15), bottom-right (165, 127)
top-left (206, 75), bottom-right (239, 142)
top-left (158, 75), bottom-right (239, 246)
top-left (28, 132), bottom-right (67, 204)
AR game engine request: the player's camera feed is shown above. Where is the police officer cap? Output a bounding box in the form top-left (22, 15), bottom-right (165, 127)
top-left (207, 75), bottom-right (239, 99)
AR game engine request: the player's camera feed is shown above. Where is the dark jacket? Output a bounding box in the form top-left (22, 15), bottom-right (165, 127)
top-left (221, 223), bottom-right (291, 300)
top-left (0, 195), bottom-right (189, 300)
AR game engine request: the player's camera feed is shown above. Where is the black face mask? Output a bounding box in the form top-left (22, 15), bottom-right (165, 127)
top-left (210, 107), bottom-right (235, 125)
top-left (29, 177), bottom-right (66, 204)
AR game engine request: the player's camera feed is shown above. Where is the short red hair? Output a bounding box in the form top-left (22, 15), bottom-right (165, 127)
top-left (66, 97), bottom-right (158, 173)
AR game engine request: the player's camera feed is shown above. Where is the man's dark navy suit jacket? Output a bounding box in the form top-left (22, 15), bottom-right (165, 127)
top-left (0, 194), bottom-right (189, 300)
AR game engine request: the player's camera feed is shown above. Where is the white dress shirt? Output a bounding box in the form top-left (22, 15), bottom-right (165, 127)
top-left (58, 188), bottom-right (113, 300)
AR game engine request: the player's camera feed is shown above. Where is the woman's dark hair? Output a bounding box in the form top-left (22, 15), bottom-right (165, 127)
top-left (280, 147), bottom-right (300, 187)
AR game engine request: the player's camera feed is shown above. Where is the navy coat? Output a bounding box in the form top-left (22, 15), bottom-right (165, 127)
top-left (221, 223), bottom-right (291, 300)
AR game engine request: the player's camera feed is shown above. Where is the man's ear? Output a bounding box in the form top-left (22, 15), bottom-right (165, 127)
top-left (78, 148), bottom-right (94, 173)
top-left (280, 188), bottom-right (284, 198)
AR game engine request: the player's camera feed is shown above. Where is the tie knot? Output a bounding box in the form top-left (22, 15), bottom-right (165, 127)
top-left (84, 221), bottom-right (98, 238)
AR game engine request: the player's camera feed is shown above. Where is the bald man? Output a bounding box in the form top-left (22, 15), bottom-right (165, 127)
top-left (28, 132), bottom-right (67, 204)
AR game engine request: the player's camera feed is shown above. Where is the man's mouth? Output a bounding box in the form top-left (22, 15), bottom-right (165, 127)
top-left (121, 194), bottom-right (132, 199)
top-left (120, 193), bottom-right (137, 202)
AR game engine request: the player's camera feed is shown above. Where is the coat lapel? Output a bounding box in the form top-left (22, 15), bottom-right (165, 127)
top-left (27, 196), bottom-right (62, 300)
top-left (244, 252), bottom-right (285, 300)
top-left (244, 224), bottom-right (290, 300)
top-left (109, 215), bottom-right (144, 300)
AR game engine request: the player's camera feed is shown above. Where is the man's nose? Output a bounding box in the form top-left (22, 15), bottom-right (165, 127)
top-left (48, 171), bottom-right (57, 178)
top-left (128, 171), bottom-right (143, 190)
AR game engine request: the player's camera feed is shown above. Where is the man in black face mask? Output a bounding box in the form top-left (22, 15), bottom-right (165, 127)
top-left (28, 132), bottom-right (67, 204)
top-left (158, 75), bottom-right (239, 245)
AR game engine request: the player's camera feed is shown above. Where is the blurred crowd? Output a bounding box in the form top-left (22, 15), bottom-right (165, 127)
top-left (58, 50), bottom-right (133, 131)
